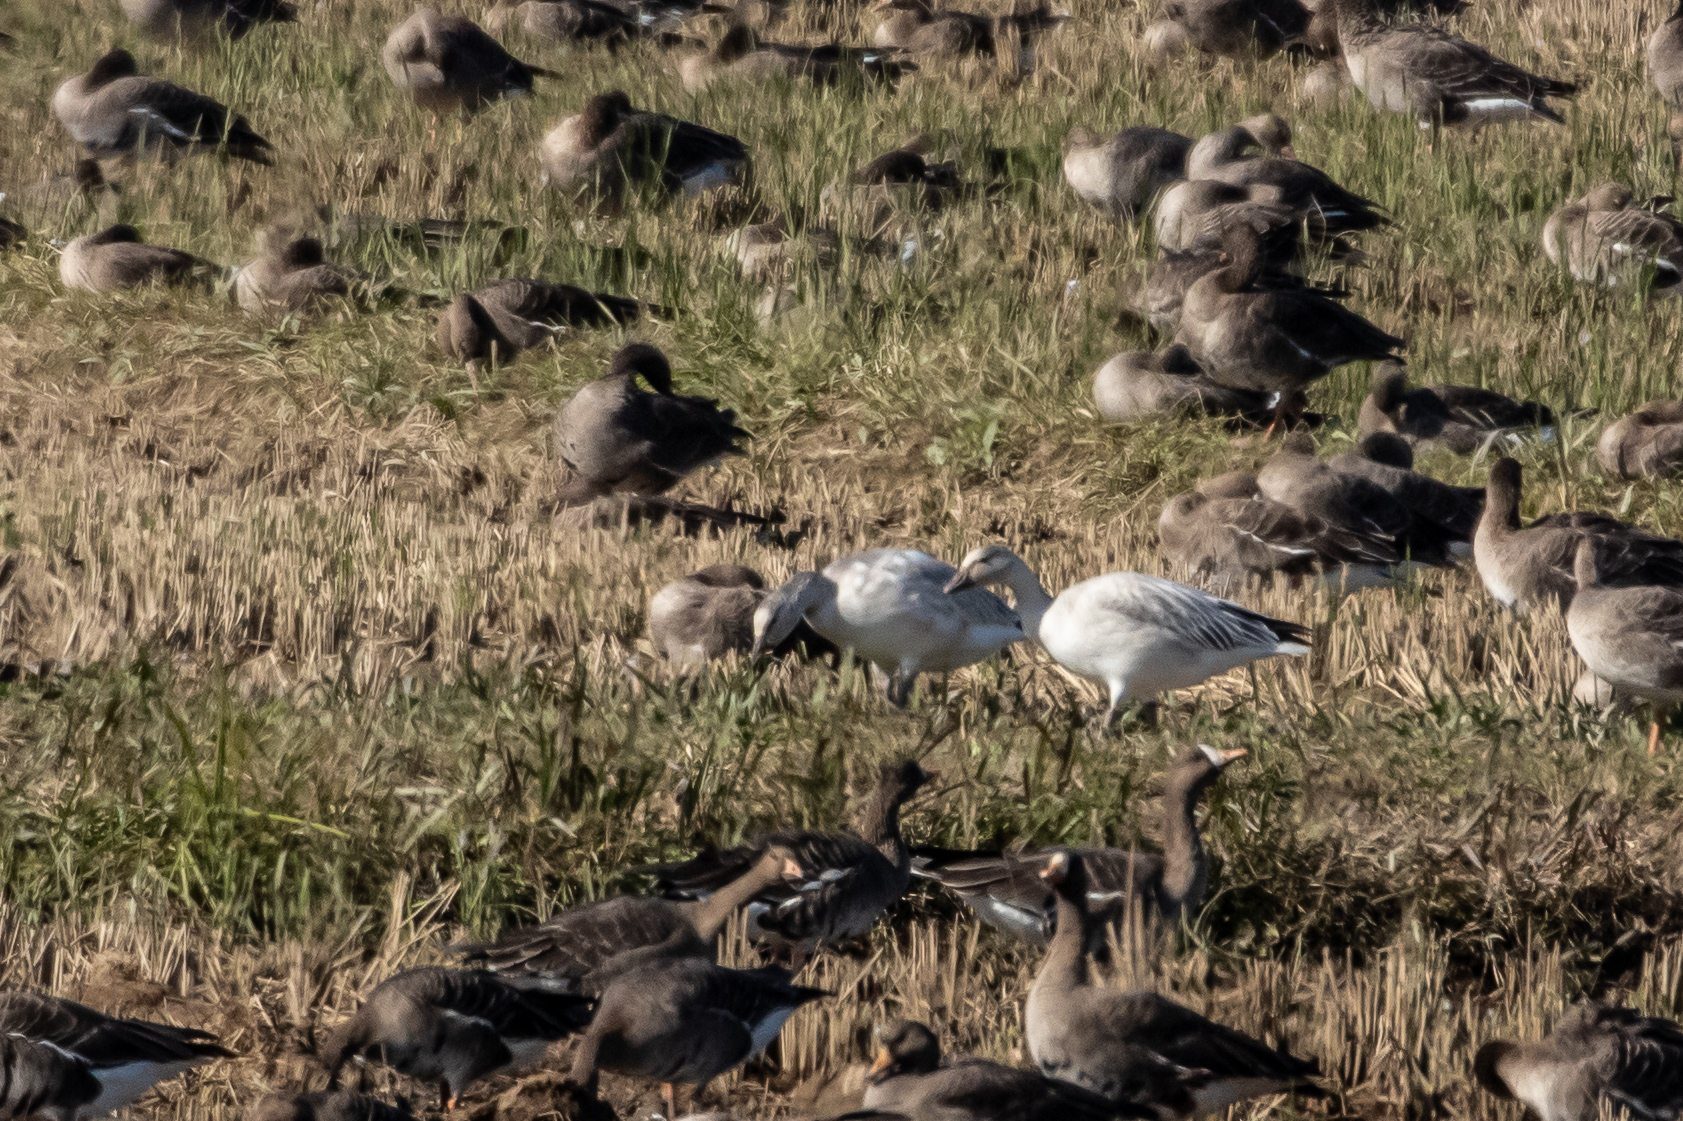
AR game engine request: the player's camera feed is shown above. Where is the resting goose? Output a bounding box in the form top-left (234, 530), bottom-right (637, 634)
top-left (120, 0), bottom-right (295, 39)
top-left (943, 546), bottom-right (1309, 727)
top-left (1475, 1004), bottom-right (1683, 1121)
top-left (540, 91), bottom-right (750, 203)
top-left (249, 1091), bottom-right (416, 1121)
top-left (1358, 362), bottom-right (1555, 454)
top-left (1597, 401), bottom-right (1683, 480)
top-left (483, 0), bottom-right (652, 43)
top-left (751, 551), bottom-right (1023, 706)
top-left (1154, 179), bottom-right (1343, 259)
top-left (322, 967), bottom-right (594, 1110)
top-left (0, 991), bottom-right (233, 1119)
top-left (552, 344), bottom-right (747, 506)
top-left (1330, 0), bottom-right (1577, 126)
top-left (454, 845), bottom-right (804, 988)
top-left (862, 1020), bottom-right (1156, 1121)
top-left (1138, 243), bottom-right (1344, 332)
top-left (849, 137), bottom-right (962, 209)
top-left (1061, 126), bottom-right (1192, 218)
top-left (381, 8), bottom-right (557, 115)
top-left (1184, 116), bottom-right (1388, 239)
top-left (914, 744), bottom-right (1246, 948)
top-left (1542, 183), bottom-right (1683, 295)
top-left (52, 49), bottom-right (273, 164)
top-left (60, 225), bottom-right (216, 292)
top-left (437, 279), bottom-right (642, 370)
top-left (1567, 541), bottom-right (1683, 755)
top-left (1091, 346), bottom-right (1274, 425)
top-left (1160, 0), bottom-right (1309, 59)
top-left (234, 235), bottom-right (364, 315)
top-left (1652, 1), bottom-right (1683, 108)
top-left (1474, 457), bottom-right (1683, 614)
top-left (648, 760), bottom-right (935, 965)
top-left (870, 0), bottom-right (1069, 60)
top-left (1327, 432), bottom-right (1483, 541)
top-left (679, 26), bottom-right (912, 91)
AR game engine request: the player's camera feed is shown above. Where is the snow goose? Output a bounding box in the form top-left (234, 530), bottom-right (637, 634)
top-left (0, 992), bottom-right (232, 1119)
top-left (52, 49), bottom-right (272, 164)
top-left (1598, 401), bottom-right (1683, 480)
top-left (647, 760), bottom-right (935, 965)
top-left (914, 743), bottom-right (1245, 948)
top-left (679, 25), bottom-right (913, 92)
top-left (1357, 362), bottom-right (1554, 455)
top-left (60, 225), bottom-right (217, 292)
top-left (1184, 116), bottom-right (1388, 239)
top-left (1542, 183), bottom-right (1683, 295)
top-left (646, 565), bottom-right (836, 666)
top-left (1330, 0), bottom-right (1577, 126)
top-left (322, 968), bottom-right (593, 1110)
top-left (1027, 851), bottom-right (1323, 1116)
top-left (234, 235), bottom-right (365, 315)
top-left (1475, 1004), bottom-right (1683, 1120)
top-left (1161, 0), bottom-right (1309, 59)
top-left (120, 0), bottom-right (295, 39)
top-left (1061, 126), bottom-right (1192, 218)
top-left (751, 551), bottom-right (1023, 705)
top-left (1652, 0), bottom-right (1683, 108)
top-left (540, 91), bottom-right (749, 204)
top-left (249, 1091), bottom-right (417, 1121)
top-left (1567, 540), bottom-right (1683, 755)
top-left (942, 546), bottom-right (1310, 727)
top-left (1091, 346), bottom-right (1276, 424)
top-left (437, 279), bottom-right (642, 370)
top-left (381, 8), bottom-right (557, 115)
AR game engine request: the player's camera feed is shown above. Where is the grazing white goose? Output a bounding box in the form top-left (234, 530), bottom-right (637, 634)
top-left (750, 550), bottom-right (1024, 706)
top-left (943, 546), bottom-right (1310, 727)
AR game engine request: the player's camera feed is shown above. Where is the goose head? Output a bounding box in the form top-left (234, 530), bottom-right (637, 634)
top-left (869, 1020), bottom-right (940, 1081)
top-left (1573, 538), bottom-right (1600, 592)
top-left (1236, 113), bottom-right (1294, 159)
top-left (1205, 224), bottom-right (1266, 292)
top-left (711, 23), bottom-right (759, 63)
top-left (1368, 361), bottom-right (1410, 414)
top-left (1175, 743), bottom-right (1247, 794)
top-left (1063, 125), bottom-right (1101, 154)
top-left (1485, 458), bottom-right (1524, 531)
top-left (578, 90), bottom-right (634, 149)
top-left (437, 293), bottom-right (500, 364)
top-left (879, 757), bottom-right (937, 803)
top-left (87, 223), bottom-right (143, 246)
top-left (1471, 1041), bottom-right (1518, 1100)
top-left (1582, 182), bottom-right (1633, 212)
top-left (942, 543), bottom-right (1024, 593)
top-left (750, 570), bottom-right (829, 656)
top-left (1357, 431), bottom-right (1414, 469)
top-left (689, 564), bottom-right (766, 590)
top-left (1187, 125), bottom-right (1258, 178)
top-left (84, 49), bottom-right (141, 91)
top-left (279, 237), bottom-right (327, 270)
top-left (608, 342), bottom-right (674, 393)
top-left (1037, 848), bottom-right (1088, 903)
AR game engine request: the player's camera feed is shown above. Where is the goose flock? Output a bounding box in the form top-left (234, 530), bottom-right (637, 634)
top-left (8, 0), bottom-right (1683, 1118)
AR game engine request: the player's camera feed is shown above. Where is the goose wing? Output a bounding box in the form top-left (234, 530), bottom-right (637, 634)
top-left (481, 278), bottom-right (641, 328)
top-left (618, 112), bottom-right (748, 191)
top-left (1430, 385), bottom-right (1553, 430)
top-left (433, 15), bottom-right (539, 92)
top-left (451, 896), bottom-right (698, 984)
top-left (0, 993), bottom-right (232, 1067)
top-left (0, 1033), bottom-right (101, 1119)
top-left (1099, 574), bottom-right (1309, 652)
top-left (755, 841), bottom-right (903, 943)
top-left (118, 80), bottom-right (272, 162)
top-left (386, 969), bottom-right (593, 1039)
top-left (914, 1057), bottom-right (1153, 1121)
top-left (1383, 25), bottom-right (1577, 115)
top-left (1246, 287), bottom-right (1403, 370)
top-left (1585, 208), bottom-right (1683, 285)
top-left (1116, 991), bottom-right (1321, 1085)
top-left (1577, 1007), bottom-right (1683, 1120)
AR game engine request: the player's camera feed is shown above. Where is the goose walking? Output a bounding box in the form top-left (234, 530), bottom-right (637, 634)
top-left (1474, 1004), bottom-right (1683, 1121)
top-left (52, 49), bottom-right (273, 164)
top-left (1358, 362), bottom-right (1555, 455)
top-left (381, 8), bottom-right (557, 115)
top-left (942, 546), bottom-right (1309, 727)
top-left (1543, 183), bottom-right (1683, 295)
top-left (1597, 401), bottom-right (1683, 480)
top-left (1061, 126), bottom-right (1191, 218)
top-left (1566, 540), bottom-right (1683, 755)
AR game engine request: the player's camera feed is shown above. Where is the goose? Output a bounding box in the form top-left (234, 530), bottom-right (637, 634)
top-left (552, 344), bottom-right (747, 507)
top-left (322, 967), bottom-right (594, 1110)
top-left (1357, 362), bottom-right (1555, 454)
top-left (1154, 180), bottom-right (1358, 260)
top-left (942, 546), bottom-right (1309, 727)
top-left (1542, 183), bottom-right (1683, 295)
top-left (1655, 1), bottom-right (1683, 109)
top-left (647, 565), bottom-right (838, 666)
top-left (1061, 126), bottom-right (1192, 218)
top-left (679, 25), bottom-right (912, 91)
top-left (484, 0), bottom-right (641, 43)
top-left (1327, 432), bottom-right (1484, 542)
top-left (1160, 0), bottom-right (1309, 59)
top-left (381, 8), bottom-right (557, 115)
top-left (1138, 243), bottom-right (1346, 333)
top-left (52, 49), bottom-right (273, 164)
top-left (59, 225), bottom-right (216, 292)
top-left (723, 218), bottom-right (841, 281)
top-left (1184, 116), bottom-right (1388, 239)
top-left (1474, 458), bottom-right (1683, 614)
top-left (0, 991), bottom-right (233, 1118)
top-left (647, 760), bottom-right (936, 965)
top-left (1091, 346), bottom-right (1276, 425)
top-left (1143, 20), bottom-right (1193, 63)
top-left (249, 1091), bottom-right (417, 1121)
top-left (567, 959), bottom-right (827, 1121)
top-left (861, 1019), bottom-right (1158, 1121)
top-left (849, 137), bottom-right (963, 210)
top-left (234, 235), bottom-right (365, 315)
top-left (540, 91), bottom-right (750, 203)
top-left (1566, 540), bottom-right (1683, 756)
top-left (1027, 852), bottom-right (1323, 1116)
top-left (1329, 0), bottom-right (1577, 126)
top-left (453, 845), bottom-right (805, 988)
top-left (750, 551), bottom-right (1023, 706)
top-left (1475, 1004), bottom-right (1683, 1121)
top-left (0, 216), bottom-right (22, 250)
top-left (913, 744), bottom-right (1246, 948)
top-left (870, 0), bottom-right (1069, 59)
top-left (437, 279), bottom-right (643, 371)
top-left (1174, 225), bottom-right (1403, 426)
top-left (120, 0), bottom-right (295, 39)
top-left (1157, 470), bottom-right (1404, 589)
top-left (1598, 401), bottom-right (1683, 480)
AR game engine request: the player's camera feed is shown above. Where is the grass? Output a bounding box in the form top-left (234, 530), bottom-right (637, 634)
top-left (6, 0), bottom-right (1683, 1116)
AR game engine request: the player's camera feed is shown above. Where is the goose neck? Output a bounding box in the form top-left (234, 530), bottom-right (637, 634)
top-left (1000, 559), bottom-right (1055, 640)
top-left (684, 855), bottom-right (788, 941)
top-left (1041, 886), bottom-right (1091, 992)
top-left (862, 788), bottom-right (911, 870)
top-left (1160, 770), bottom-right (1213, 915)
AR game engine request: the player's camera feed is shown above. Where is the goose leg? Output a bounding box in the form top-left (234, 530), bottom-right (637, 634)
top-left (439, 1083), bottom-right (454, 1112)
top-left (1650, 712), bottom-right (1666, 755)
top-left (662, 1082), bottom-right (679, 1119)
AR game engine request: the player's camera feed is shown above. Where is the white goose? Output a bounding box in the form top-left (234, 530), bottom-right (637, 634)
top-left (751, 549), bottom-right (1024, 705)
top-left (943, 546), bottom-right (1311, 726)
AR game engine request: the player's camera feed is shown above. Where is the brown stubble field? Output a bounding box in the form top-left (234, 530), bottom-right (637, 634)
top-left (5, 0), bottom-right (1683, 1116)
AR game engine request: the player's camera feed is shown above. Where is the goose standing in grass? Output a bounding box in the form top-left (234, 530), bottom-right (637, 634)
top-left (647, 565), bottom-right (835, 666)
top-left (914, 743), bottom-right (1246, 948)
top-left (0, 992), bottom-right (233, 1119)
top-left (1028, 851), bottom-right (1324, 1116)
top-left (1567, 540), bottom-right (1683, 755)
top-left (1598, 402), bottom-right (1683, 480)
top-left (453, 845), bottom-right (805, 989)
top-left (1091, 346), bottom-right (1276, 425)
top-left (1160, 0), bottom-right (1309, 59)
top-left (120, 0), bottom-right (296, 39)
top-left (381, 8), bottom-right (557, 116)
top-left (751, 552), bottom-right (1023, 706)
top-left (1329, 0), bottom-right (1577, 126)
top-left (322, 967), bottom-right (594, 1110)
top-left (1651, 1), bottom-right (1683, 108)
top-left (437, 279), bottom-right (643, 372)
top-left (1543, 184), bottom-right (1683, 295)
top-left (1184, 116), bottom-right (1388, 239)
top-left (59, 225), bottom-right (217, 292)
top-left (679, 25), bottom-right (913, 91)
top-left (249, 1091), bottom-right (417, 1121)
top-left (1357, 362), bottom-right (1555, 454)
top-left (52, 49), bottom-right (273, 164)
top-left (647, 760), bottom-right (936, 965)
top-left (234, 235), bottom-right (364, 315)
top-left (1475, 1004), bottom-right (1683, 1120)
top-left (942, 545), bottom-right (1309, 728)
top-left (540, 91), bottom-right (750, 204)
top-left (1061, 126), bottom-right (1191, 218)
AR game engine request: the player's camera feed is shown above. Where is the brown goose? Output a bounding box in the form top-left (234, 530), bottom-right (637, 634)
top-left (59, 225), bottom-right (216, 292)
top-left (1026, 852), bottom-right (1323, 1116)
top-left (1542, 183), bottom-right (1683, 295)
top-left (552, 343), bottom-right (748, 507)
top-left (453, 844), bottom-right (803, 988)
top-left (861, 1020), bottom-right (1158, 1121)
top-left (249, 1091), bottom-right (416, 1121)
top-left (1473, 458), bottom-right (1683, 614)
top-left (679, 25), bottom-right (912, 91)
top-left (1138, 243), bottom-right (1345, 333)
top-left (1091, 346), bottom-right (1274, 425)
top-left (381, 8), bottom-right (557, 115)
top-left (1184, 116), bottom-right (1387, 239)
top-left (1475, 1004), bottom-right (1683, 1121)
top-left (723, 218), bottom-right (841, 281)
top-left (1330, 0), bottom-right (1577, 125)
top-left (484, 0), bottom-right (643, 43)
top-left (0, 992), bottom-right (233, 1119)
top-left (1061, 126), bottom-right (1191, 218)
top-left (647, 565), bottom-right (838, 666)
top-left (540, 91), bottom-right (750, 203)
top-left (870, 0), bottom-right (1069, 60)
top-left (52, 49), bottom-right (273, 164)
top-left (1598, 401), bottom-right (1683, 480)
top-left (649, 760), bottom-right (935, 966)
top-left (914, 745), bottom-right (1244, 949)
top-left (1567, 541), bottom-right (1683, 755)
top-left (1357, 362), bottom-right (1555, 455)
top-left (120, 0), bottom-right (296, 39)
top-left (0, 217), bottom-right (22, 250)
top-left (1653, 1), bottom-right (1683, 108)
top-left (1326, 432), bottom-right (1484, 542)
top-left (234, 235), bottom-right (364, 315)
top-left (322, 968), bottom-right (593, 1110)
top-left (1161, 0), bottom-right (1309, 59)
top-left (436, 279), bottom-right (642, 371)
top-left (849, 137), bottom-right (962, 209)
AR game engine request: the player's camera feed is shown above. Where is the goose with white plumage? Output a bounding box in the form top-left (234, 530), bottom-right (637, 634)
top-left (943, 546), bottom-right (1310, 727)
